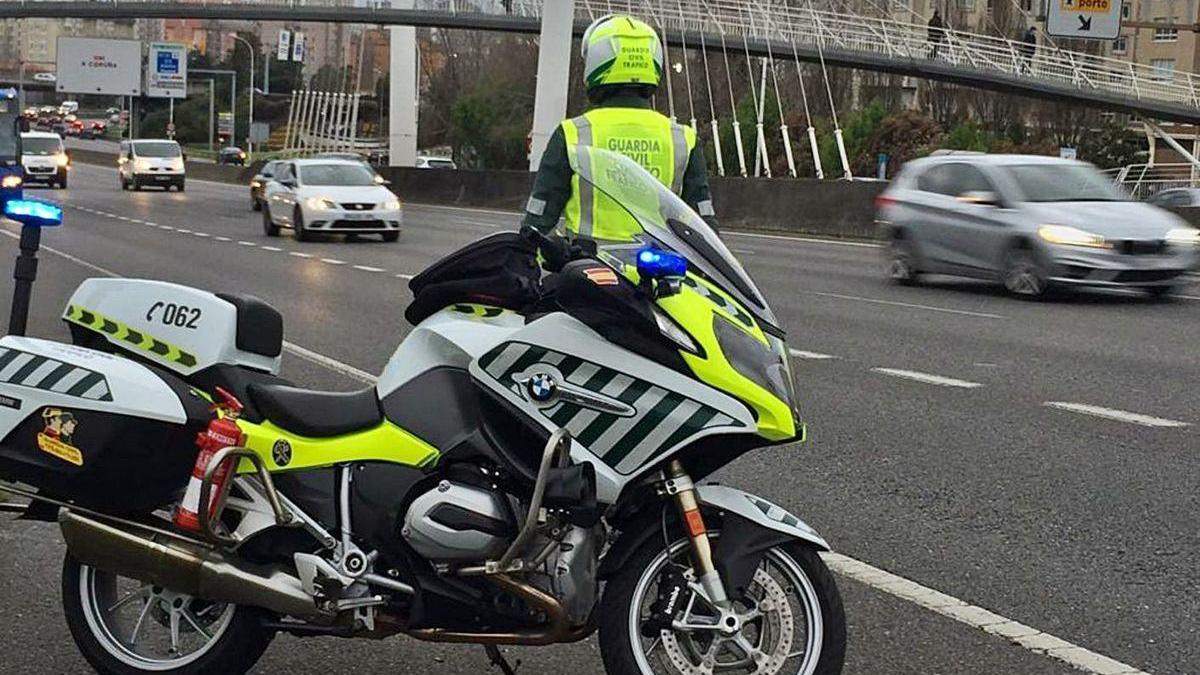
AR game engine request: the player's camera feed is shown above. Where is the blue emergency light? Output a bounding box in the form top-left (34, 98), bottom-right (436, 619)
top-left (4, 199), bottom-right (63, 228)
top-left (636, 246), bottom-right (687, 279)
top-left (0, 88), bottom-right (15, 99)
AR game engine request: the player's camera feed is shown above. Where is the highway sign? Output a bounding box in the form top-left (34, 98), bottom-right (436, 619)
top-left (1047, 0), bottom-right (1122, 40)
top-left (147, 42), bottom-right (187, 99)
top-left (55, 37), bottom-right (142, 96)
top-left (218, 111), bottom-right (234, 138)
top-left (277, 30), bottom-right (292, 61)
top-left (293, 32), bottom-right (307, 62)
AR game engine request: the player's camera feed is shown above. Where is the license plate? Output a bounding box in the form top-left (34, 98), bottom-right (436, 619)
top-left (342, 212), bottom-right (374, 220)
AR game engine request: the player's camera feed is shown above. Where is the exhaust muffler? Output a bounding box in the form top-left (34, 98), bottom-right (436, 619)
top-left (60, 509), bottom-right (331, 620)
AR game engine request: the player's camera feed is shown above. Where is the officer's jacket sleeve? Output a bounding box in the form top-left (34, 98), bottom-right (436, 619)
top-left (522, 126), bottom-right (573, 234)
top-left (681, 140), bottom-right (720, 233)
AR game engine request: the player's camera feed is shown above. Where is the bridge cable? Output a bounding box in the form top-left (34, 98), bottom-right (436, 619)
top-left (779, 12), bottom-right (824, 177)
top-left (756, 0), bottom-right (797, 177)
top-left (805, 0), bottom-right (852, 179)
top-left (697, 24), bottom-right (726, 176)
top-left (642, 0), bottom-right (678, 121)
top-left (701, 0), bottom-right (749, 176)
top-left (677, 0), bottom-right (699, 131)
top-left (739, 1), bottom-right (772, 177)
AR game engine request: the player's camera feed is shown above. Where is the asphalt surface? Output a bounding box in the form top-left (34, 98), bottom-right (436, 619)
top-left (1, 162), bottom-right (1196, 675)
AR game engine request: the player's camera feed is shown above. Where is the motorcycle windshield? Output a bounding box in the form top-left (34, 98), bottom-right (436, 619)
top-left (566, 145), bottom-right (780, 331)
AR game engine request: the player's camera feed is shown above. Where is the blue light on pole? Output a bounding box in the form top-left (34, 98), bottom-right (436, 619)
top-left (4, 199), bottom-right (63, 227)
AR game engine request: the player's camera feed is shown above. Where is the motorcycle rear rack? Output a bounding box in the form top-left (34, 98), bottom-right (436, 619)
top-left (197, 446), bottom-right (294, 546)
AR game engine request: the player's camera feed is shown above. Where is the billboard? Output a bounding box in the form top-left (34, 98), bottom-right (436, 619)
top-left (1047, 0), bottom-right (1122, 40)
top-left (147, 42), bottom-right (187, 99)
top-left (56, 37), bottom-right (142, 96)
top-left (292, 32), bottom-right (306, 62)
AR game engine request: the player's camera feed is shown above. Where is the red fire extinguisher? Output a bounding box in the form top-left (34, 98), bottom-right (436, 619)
top-left (175, 387), bottom-right (245, 533)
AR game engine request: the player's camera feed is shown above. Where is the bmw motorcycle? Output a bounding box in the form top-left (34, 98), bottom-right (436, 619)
top-left (0, 145), bottom-right (846, 675)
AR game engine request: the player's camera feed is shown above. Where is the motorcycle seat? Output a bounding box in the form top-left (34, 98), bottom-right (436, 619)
top-left (245, 383), bottom-right (382, 438)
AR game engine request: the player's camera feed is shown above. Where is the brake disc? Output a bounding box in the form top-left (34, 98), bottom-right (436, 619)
top-left (659, 567), bottom-right (796, 674)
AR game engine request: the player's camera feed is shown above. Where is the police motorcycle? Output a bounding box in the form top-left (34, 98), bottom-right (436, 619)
top-left (0, 144), bottom-right (846, 675)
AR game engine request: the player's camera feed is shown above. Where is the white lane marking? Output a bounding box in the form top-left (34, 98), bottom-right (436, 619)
top-left (193, 232), bottom-right (209, 238)
top-left (279, 341), bottom-right (378, 384)
top-left (732, 248), bottom-right (757, 255)
top-left (872, 367), bottom-right (983, 389)
top-left (1177, 294), bottom-right (1200, 301)
top-left (261, 246), bottom-right (282, 252)
top-left (215, 236), bottom-right (232, 242)
top-left (176, 228), bottom-right (192, 234)
top-left (728, 230), bottom-right (883, 248)
top-left (158, 225), bottom-right (174, 231)
top-left (353, 264), bottom-right (385, 272)
top-left (0, 229), bottom-right (1160, 675)
top-left (1043, 402), bottom-right (1189, 428)
top-left (289, 251), bottom-right (313, 258)
top-left (116, 216), bottom-right (130, 221)
top-left (789, 349), bottom-right (838, 360)
top-left (237, 240), bottom-right (256, 247)
top-left (321, 258), bottom-right (346, 265)
top-left (812, 291), bottom-right (1005, 320)
top-left (395, 273), bottom-right (414, 280)
top-left (822, 552), bottom-right (1153, 675)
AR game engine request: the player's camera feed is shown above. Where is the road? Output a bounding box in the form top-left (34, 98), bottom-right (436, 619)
top-left (1, 162), bottom-right (1197, 675)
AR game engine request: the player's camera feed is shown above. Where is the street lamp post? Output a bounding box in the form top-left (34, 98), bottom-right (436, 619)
top-left (230, 34), bottom-right (255, 159)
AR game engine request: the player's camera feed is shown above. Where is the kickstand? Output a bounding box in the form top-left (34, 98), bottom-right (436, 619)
top-left (484, 645), bottom-right (520, 675)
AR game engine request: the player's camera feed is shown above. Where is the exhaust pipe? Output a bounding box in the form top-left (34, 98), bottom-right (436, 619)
top-left (60, 509), bottom-right (331, 620)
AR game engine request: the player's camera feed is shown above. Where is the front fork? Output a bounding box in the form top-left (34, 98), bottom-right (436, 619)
top-left (664, 460), bottom-right (730, 609)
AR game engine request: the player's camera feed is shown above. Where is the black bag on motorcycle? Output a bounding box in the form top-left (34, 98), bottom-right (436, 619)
top-left (405, 231), bottom-right (540, 325)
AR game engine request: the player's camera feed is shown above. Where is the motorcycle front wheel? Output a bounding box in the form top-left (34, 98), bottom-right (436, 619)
top-left (599, 533), bottom-right (846, 675)
top-left (61, 554), bottom-right (274, 675)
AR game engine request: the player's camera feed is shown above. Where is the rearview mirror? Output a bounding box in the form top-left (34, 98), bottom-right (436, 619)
top-left (957, 191), bottom-right (1003, 207)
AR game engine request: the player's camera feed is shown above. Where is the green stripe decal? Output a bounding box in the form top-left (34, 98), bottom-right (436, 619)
top-left (499, 346), bottom-right (548, 384)
top-left (65, 305), bottom-right (200, 370)
top-left (581, 367), bottom-right (617, 393)
top-left (66, 371), bottom-right (104, 397)
top-left (605, 393), bottom-right (685, 465)
top-left (10, 355), bottom-right (47, 384)
top-left (549, 402), bottom-right (582, 427)
top-left (556, 356), bottom-right (584, 380)
top-left (659, 407), bottom-right (720, 456)
top-left (0, 349), bottom-right (20, 372)
top-left (36, 362), bottom-right (75, 389)
top-left (575, 379), bottom-right (651, 447)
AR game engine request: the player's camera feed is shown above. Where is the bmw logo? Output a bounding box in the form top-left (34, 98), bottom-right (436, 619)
top-left (527, 373), bottom-right (557, 402)
top-left (272, 439), bottom-right (292, 467)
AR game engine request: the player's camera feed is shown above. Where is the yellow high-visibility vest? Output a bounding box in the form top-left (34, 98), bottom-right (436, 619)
top-left (561, 107), bottom-right (696, 241)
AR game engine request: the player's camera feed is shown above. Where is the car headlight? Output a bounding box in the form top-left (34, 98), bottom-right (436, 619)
top-left (1037, 225), bottom-right (1111, 249)
top-left (383, 199), bottom-right (401, 211)
top-left (135, 158), bottom-right (152, 171)
top-left (712, 315), bottom-right (793, 407)
top-left (1, 175), bottom-right (22, 188)
top-left (652, 307), bottom-right (699, 354)
top-left (55, 153), bottom-right (69, 167)
top-left (250, 180), bottom-right (261, 188)
top-left (373, 174), bottom-right (386, 184)
top-left (1166, 227), bottom-right (1200, 246)
top-left (305, 197), bottom-right (339, 211)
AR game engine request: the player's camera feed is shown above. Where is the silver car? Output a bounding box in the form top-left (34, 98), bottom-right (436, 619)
top-left (876, 154), bottom-right (1200, 298)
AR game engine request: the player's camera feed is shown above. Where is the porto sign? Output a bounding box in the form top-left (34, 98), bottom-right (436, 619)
top-left (1047, 0), bottom-right (1122, 40)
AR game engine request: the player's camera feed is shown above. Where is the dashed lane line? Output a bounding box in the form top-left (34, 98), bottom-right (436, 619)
top-left (261, 246), bottom-right (282, 252)
top-left (0, 228), bottom-right (1164, 675)
top-left (321, 258), bottom-right (346, 265)
top-left (215, 236), bottom-right (232, 242)
top-left (872, 367), bottom-right (983, 389)
top-left (288, 251), bottom-right (313, 258)
top-left (812, 291), bottom-right (1005, 320)
top-left (1043, 402), bottom-right (1189, 428)
top-left (238, 241), bottom-right (257, 247)
top-left (353, 264), bottom-right (385, 272)
top-left (789, 349), bottom-right (838, 360)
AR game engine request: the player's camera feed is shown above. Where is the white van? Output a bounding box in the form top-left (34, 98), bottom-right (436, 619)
top-left (58, 101), bottom-right (79, 115)
top-left (20, 131), bottom-right (69, 189)
top-left (118, 139), bottom-right (186, 191)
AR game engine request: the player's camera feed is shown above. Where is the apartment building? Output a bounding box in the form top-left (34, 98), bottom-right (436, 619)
top-left (1112, 0), bottom-right (1200, 78)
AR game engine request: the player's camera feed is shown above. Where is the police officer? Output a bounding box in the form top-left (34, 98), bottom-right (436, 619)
top-left (522, 14), bottom-right (719, 242)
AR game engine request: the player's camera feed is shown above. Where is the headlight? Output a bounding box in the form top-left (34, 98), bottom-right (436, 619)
top-left (135, 158), bottom-right (152, 171)
top-left (652, 307), bottom-right (699, 354)
top-left (305, 197), bottom-right (339, 211)
top-left (250, 180), bottom-right (261, 188)
top-left (713, 315), bottom-right (793, 406)
top-left (373, 174), bottom-right (386, 184)
top-left (1037, 225), bottom-right (1111, 249)
top-left (55, 153), bottom-right (69, 167)
top-left (1166, 227), bottom-right (1200, 246)
top-left (383, 199), bottom-right (401, 211)
top-left (1, 175), bottom-right (22, 188)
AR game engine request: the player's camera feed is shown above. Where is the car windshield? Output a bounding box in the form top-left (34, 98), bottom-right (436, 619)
top-left (134, 142), bottom-right (181, 158)
top-left (299, 163), bottom-right (376, 186)
top-left (22, 137), bottom-right (62, 155)
top-left (1005, 163), bottom-right (1127, 202)
top-left (566, 145), bottom-right (777, 328)
top-left (427, 159), bottom-right (455, 169)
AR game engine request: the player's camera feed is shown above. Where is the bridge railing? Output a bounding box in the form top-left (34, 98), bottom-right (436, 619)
top-left (1103, 163), bottom-right (1199, 199)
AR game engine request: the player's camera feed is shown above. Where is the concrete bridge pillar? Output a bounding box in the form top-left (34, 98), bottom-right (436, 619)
top-left (528, 0), bottom-right (575, 171)
top-left (388, 0), bottom-right (418, 167)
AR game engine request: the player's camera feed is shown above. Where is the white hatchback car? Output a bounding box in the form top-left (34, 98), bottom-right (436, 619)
top-left (262, 159), bottom-right (402, 242)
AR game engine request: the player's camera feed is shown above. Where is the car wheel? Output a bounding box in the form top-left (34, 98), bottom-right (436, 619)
top-left (381, 231), bottom-right (400, 243)
top-left (262, 207), bottom-right (280, 237)
top-left (131, 178), bottom-right (141, 191)
top-left (251, 196), bottom-right (262, 212)
top-left (120, 175), bottom-right (128, 191)
top-left (1002, 248), bottom-right (1049, 299)
top-left (58, 177), bottom-right (67, 189)
top-left (294, 207), bottom-right (313, 242)
top-left (177, 181), bottom-right (185, 192)
top-left (1145, 285), bottom-right (1173, 300)
top-left (887, 237), bottom-right (919, 285)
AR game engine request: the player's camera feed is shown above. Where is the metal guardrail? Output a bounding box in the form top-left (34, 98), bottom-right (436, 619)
top-left (1104, 163), bottom-right (1199, 199)
top-left (2, 0), bottom-right (1198, 116)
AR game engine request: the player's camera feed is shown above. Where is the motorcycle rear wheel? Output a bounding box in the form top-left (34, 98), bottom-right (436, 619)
top-left (61, 553), bottom-right (274, 675)
top-left (600, 532), bottom-right (846, 675)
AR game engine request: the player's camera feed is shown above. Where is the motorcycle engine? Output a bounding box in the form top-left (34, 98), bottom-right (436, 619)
top-left (527, 525), bottom-right (601, 626)
top-left (402, 480), bottom-right (513, 561)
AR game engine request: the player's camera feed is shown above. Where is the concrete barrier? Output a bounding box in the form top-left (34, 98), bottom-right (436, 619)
top-left (68, 147), bottom-right (262, 184)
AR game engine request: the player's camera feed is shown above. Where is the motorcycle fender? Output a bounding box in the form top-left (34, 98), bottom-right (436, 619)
top-left (699, 485), bottom-right (829, 600)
